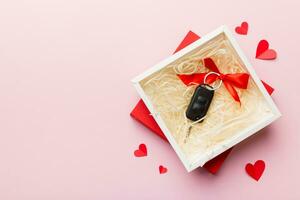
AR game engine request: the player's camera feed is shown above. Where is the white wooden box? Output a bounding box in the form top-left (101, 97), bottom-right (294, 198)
top-left (132, 26), bottom-right (281, 172)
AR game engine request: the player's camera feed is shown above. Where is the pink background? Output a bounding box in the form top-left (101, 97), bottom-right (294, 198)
top-left (0, 0), bottom-right (299, 199)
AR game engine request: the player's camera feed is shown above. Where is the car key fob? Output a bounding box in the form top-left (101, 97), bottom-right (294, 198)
top-left (185, 84), bottom-right (214, 122)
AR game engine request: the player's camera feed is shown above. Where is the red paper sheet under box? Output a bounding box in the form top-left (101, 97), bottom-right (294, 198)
top-left (131, 30), bottom-right (274, 174)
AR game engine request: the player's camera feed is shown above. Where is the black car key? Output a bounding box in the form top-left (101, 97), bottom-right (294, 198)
top-left (186, 84), bottom-right (214, 122)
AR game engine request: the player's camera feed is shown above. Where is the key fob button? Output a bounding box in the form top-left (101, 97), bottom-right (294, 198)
top-left (191, 103), bottom-right (204, 111)
top-left (196, 96), bottom-right (207, 104)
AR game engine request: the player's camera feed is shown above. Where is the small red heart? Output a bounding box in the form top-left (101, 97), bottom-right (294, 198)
top-left (256, 40), bottom-right (277, 60)
top-left (245, 160), bottom-right (265, 181)
top-left (235, 22), bottom-right (248, 35)
top-left (159, 165), bottom-right (167, 174)
top-left (134, 143), bottom-right (147, 157)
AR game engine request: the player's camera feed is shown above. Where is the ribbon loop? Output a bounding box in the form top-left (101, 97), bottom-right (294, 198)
top-left (178, 57), bottom-right (250, 103)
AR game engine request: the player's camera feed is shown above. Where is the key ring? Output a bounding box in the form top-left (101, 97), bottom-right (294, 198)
top-left (203, 72), bottom-right (222, 91)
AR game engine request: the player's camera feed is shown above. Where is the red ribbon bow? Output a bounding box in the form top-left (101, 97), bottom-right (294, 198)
top-left (178, 57), bottom-right (250, 103)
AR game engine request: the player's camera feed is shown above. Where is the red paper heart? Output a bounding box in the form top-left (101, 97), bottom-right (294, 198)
top-left (134, 143), bottom-right (147, 157)
top-left (256, 40), bottom-right (277, 60)
top-left (235, 22), bottom-right (248, 35)
top-left (245, 160), bottom-right (265, 181)
top-left (159, 165), bottom-right (168, 174)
